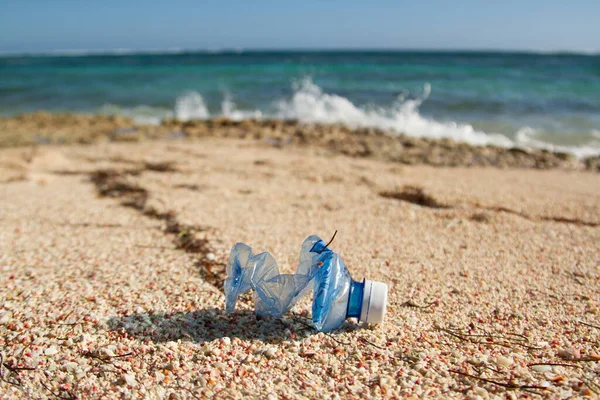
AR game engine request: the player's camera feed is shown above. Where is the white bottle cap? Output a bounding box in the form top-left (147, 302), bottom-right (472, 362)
top-left (359, 279), bottom-right (388, 324)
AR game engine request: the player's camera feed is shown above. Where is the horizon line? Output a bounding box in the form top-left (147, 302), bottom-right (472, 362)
top-left (1, 47), bottom-right (599, 58)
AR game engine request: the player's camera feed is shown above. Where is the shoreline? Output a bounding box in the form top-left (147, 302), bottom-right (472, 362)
top-left (1, 112), bottom-right (599, 171)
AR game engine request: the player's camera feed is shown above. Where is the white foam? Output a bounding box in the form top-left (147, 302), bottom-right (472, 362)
top-left (516, 127), bottom-right (600, 158)
top-left (174, 91), bottom-right (209, 121)
top-left (220, 92), bottom-right (262, 121)
top-left (99, 104), bottom-right (173, 125)
top-left (275, 78), bottom-right (514, 147)
top-left (97, 79), bottom-right (600, 157)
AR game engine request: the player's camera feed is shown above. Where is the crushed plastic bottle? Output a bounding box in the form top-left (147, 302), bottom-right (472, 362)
top-left (224, 235), bottom-right (388, 332)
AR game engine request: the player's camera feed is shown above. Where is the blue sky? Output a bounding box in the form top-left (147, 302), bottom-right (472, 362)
top-left (1, 0), bottom-right (599, 53)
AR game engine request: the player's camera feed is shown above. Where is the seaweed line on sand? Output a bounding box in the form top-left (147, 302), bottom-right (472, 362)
top-left (88, 165), bottom-right (226, 289)
top-left (378, 185), bottom-right (599, 227)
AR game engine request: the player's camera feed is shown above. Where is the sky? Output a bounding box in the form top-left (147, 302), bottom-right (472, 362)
top-left (1, 0), bottom-right (599, 54)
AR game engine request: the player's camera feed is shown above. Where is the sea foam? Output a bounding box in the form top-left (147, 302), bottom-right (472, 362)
top-left (100, 78), bottom-right (600, 157)
top-left (175, 91), bottom-right (209, 121)
top-left (515, 127), bottom-right (600, 158)
top-left (274, 78), bottom-right (514, 147)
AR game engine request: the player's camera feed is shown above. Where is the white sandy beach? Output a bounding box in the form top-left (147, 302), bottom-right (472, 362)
top-left (1, 138), bottom-right (599, 398)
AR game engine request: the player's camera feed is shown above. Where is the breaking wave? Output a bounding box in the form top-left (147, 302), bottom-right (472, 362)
top-left (274, 78), bottom-right (514, 147)
top-left (100, 78), bottom-right (600, 157)
top-left (175, 91), bottom-right (209, 121)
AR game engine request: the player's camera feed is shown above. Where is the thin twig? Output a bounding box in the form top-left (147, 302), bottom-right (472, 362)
top-left (467, 359), bottom-right (502, 375)
top-left (501, 332), bottom-right (530, 342)
top-left (40, 380), bottom-right (60, 398)
top-left (292, 316), bottom-right (314, 331)
top-left (358, 337), bottom-right (387, 350)
top-left (437, 326), bottom-right (541, 351)
top-left (101, 352), bottom-right (133, 359)
top-left (175, 375), bottom-right (201, 400)
top-left (1, 351), bottom-right (36, 374)
top-left (324, 333), bottom-right (351, 346)
top-left (81, 351), bottom-right (128, 372)
top-left (2, 364), bottom-right (36, 372)
top-left (578, 320), bottom-right (600, 330)
top-left (450, 369), bottom-right (546, 391)
top-left (60, 310), bottom-right (74, 322)
top-left (0, 352), bottom-right (23, 388)
top-left (401, 299), bottom-right (437, 309)
top-left (443, 326), bottom-right (529, 342)
top-left (569, 357), bottom-right (600, 362)
top-left (292, 316), bottom-right (354, 346)
top-left (317, 230), bottom-right (338, 254)
top-left (527, 362), bottom-right (582, 369)
top-left (16, 342), bottom-right (33, 367)
top-left (452, 333), bottom-right (528, 343)
top-left (40, 379), bottom-right (74, 399)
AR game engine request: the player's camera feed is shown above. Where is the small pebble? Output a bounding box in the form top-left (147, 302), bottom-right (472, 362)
top-left (123, 373), bottom-right (137, 387)
top-left (531, 365), bottom-right (553, 373)
top-left (495, 356), bottom-right (513, 367)
top-left (102, 346), bottom-right (117, 357)
top-left (557, 348), bottom-right (580, 360)
top-left (215, 362), bottom-right (227, 369)
top-left (0, 311), bottom-right (12, 324)
top-left (65, 362), bottom-right (78, 371)
top-left (44, 346), bottom-right (58, 356)
top-left (265, 347), bottom-right (277, 359)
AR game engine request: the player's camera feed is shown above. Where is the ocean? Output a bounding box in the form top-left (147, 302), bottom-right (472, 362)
top-left (1, 51), bottom-right (599, 156)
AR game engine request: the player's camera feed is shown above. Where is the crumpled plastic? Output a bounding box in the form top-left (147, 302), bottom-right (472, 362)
top-left (224, 235), bottom-right (352, 331)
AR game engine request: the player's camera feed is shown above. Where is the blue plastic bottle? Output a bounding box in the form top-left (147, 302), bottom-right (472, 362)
top-left (224, 235), bottom-right (388, 332)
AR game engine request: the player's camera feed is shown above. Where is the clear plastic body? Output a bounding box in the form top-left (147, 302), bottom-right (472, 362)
top-left (224, 235), bottom-right (367, 332)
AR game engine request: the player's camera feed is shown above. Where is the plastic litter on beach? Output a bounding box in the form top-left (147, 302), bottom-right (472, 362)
top-left (224, 233), bottom-right (388, 332)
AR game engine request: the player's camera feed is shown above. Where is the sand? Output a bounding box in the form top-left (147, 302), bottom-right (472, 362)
top-left (1, 137), bottom-right (599, 399)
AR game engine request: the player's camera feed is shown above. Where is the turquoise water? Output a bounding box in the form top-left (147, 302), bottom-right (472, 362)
top-left (1, 51), bottom-right (599, 155)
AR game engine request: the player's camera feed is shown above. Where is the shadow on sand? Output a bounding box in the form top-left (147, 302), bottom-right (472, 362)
top-left (107, 308), bottom-right (359, 344)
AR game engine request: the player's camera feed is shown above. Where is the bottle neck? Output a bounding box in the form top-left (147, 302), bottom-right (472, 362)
top-left (346, 279), bottom-right (364, 319)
